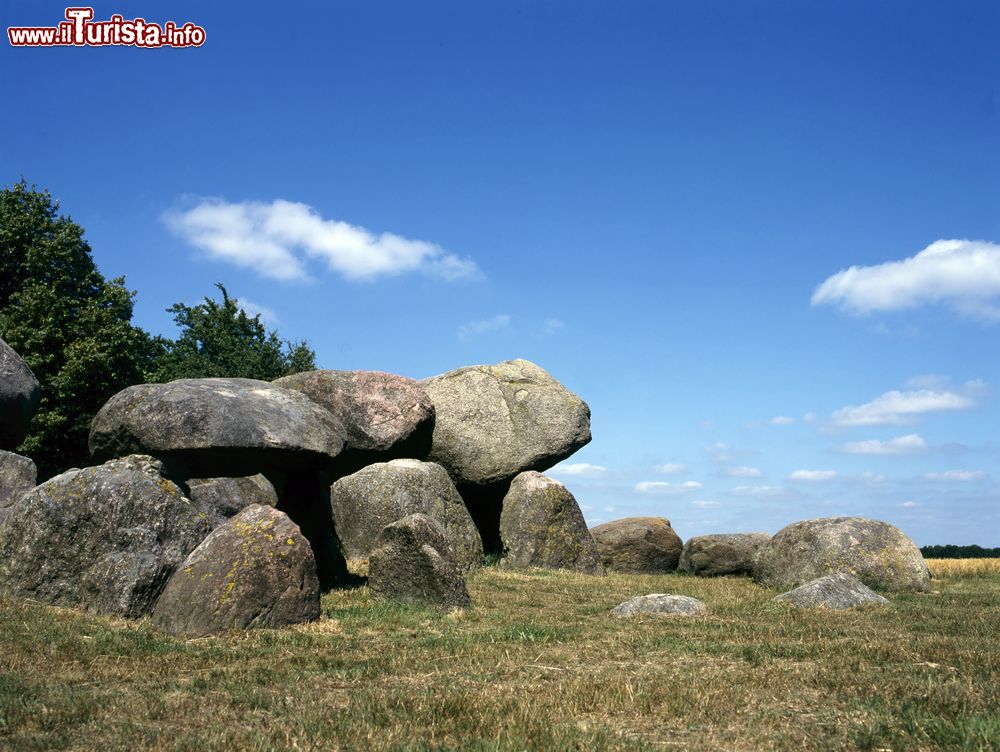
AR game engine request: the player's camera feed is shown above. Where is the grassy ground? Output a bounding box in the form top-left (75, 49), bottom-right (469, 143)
top-left (1, 562), bottom-right (998, 751)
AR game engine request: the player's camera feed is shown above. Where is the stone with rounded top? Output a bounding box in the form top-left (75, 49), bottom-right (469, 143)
top-left (611, 594), bottom-right (707, 618)
top-left (590, 517), bottom-right (683, 573)
top-left (774, 572), bottom-right (890, 609)
top-left (0, 337), bottom-right (41, 451)
top-left (678, 532), bottom-right (771, 577)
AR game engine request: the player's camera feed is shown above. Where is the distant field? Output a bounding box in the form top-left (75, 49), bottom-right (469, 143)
top-left (1, 565), bottom-right (998, 751)
top-left (927, 557), bottom-right (1000, 578)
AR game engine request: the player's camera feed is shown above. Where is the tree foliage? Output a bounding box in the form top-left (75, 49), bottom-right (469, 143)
top-left (920, 544), bottom-right (1000, 559)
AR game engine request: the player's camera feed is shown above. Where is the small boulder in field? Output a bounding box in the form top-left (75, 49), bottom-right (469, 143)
top-left (500, 471), bottom-right (604, 575)
top-left (611, 594), bottom-right (707, 618)
top-left (329, 459), bottom-right (483, 570)
top-left (0, 450), bottom-right (36, 524)
top-left (0, 455), bottom-right (212, 618)
top-left (774, 572), bottom-right (889, 610)
top-left (185, 474), bottom-right (278, 527)
top-left (590, 517), bottom-right (682, 573)
top-left (678, 532), bottom-right (771, 577)
top-left (753, 516), bottom-right (929, 593)
top-left (0, 337), bottom-right (41, 451)
top-left (152, 505), bottom-right (320, 637)
top-left (368, 513), bottom-right (471, 609)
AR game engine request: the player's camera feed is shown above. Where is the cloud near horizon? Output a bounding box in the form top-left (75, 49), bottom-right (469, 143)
top-left (789, 469), bottom-right (837, 481)
top-left (829, 381), bottom-right (983, 427)
top-left (811, 239), bottom-right (1000, 320)
top-left (457, 314), bottom-right (510, 341)
top-left (164, 197), bottom-right (480, 283)
top-left (838, 433), bottom-right (928, 455)
top-left (635, 480), bottom-right (702, 495)
top-left (550, 462), bottom-right (608, 477)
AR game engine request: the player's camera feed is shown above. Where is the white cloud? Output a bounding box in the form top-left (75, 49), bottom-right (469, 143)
top-left (838, 433), bottom-right (928, 455)
top-left (654, 463), bottom-right (687, 475)
top-left (731, 485), bottom-right (786, 497)
top-left (789, 469), bottom-right (837, 482)
top-left (811, 239), bottom-right (1000, 320)
top-left (164, 197), bottom-right (479, 283)
top-left (924, 470), bottom-right (987, 481)
top-left (457, 314), bottom-right (510, 341)
top-left (803, 412), bottom-right (817, 424)
top-left (635, 481), bottom-right (703, 495)
top-left (829, 385), bottom-right (979, 427)
top-left (769, 415), bottom-right (795, 426)
top-left (235, 298), bottom-right (278, 325)
top-left (691, 500), bottom-right (720, 509)
top-left (724, 465), bottom-right (763, 478)
top-left (898, 500), bottom-right (920, 508)
top-left (550, 462), bottom-right (608, 477)
top-left (541, 318), bottom-right (565, 335)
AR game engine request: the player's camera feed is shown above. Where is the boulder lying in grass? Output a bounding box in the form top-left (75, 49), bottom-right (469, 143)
top-left (773, 572), bottom-right (889, 610)
top-left (329, 459), bottom-right (482, 570)
top-left (368, 513), bottom-right (471, 609)
top-left (753, 517), bottom-right (929, 593)
top-left (152, 505), bottom-right (320, 637)
top-left (0, 455), bottom-right (212, 618)
top-left (611, 594), bottom-right (707, 618)
top-left (0, 337), bottom-right (41, 451)
top-left (499, 471), bottom-right (604, 575)
top-left (185, 474), bottom-right (278, 527)
top-left (678, 532), bottom-right (770, 577)
top-left (590, 517), bottom-right (682, 573)
top-left (0, 450), bottom-right (36, 524)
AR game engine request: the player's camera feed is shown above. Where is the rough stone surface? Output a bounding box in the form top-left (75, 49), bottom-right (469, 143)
top-left (186, 474), bottom-right (278, 528)
top-left (329, 459), bottom-right (483, 570)
top-left (421, 359), bottom-right (591, 487)
top-left (611, 594), bottom-right (707, 618)
top-left (753, 516), bottom-right (930, 593)
top-left (590, 517), bottom-right (682, 573)
top-left (0, 455), bottom-right (213, 618)
top-left (368, 513), bottom-right (471, 608)
top-left (274, 370), bottom-right (434, 468)
top-left (499, 471), bottom-right (604, 575)
top-left (0, 450), bottom-right (36, 524)
top-left (0, 337), bottom-right (41, 450)
top-left (774, 572), bottom-right (890, 610)
top-left (152, 505), bottom-right (320, 636)
top-left (89, 378), bottom-right (347, 476)
top-left (678, 532), bottom-right (771, 577)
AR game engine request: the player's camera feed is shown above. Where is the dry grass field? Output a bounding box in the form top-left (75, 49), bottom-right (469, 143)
top-left (1, 561), bottom-right (998, 751)
top-left (926, 558), bottom-right (1000, 578)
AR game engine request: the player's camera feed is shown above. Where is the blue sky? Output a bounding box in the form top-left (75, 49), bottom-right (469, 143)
top-left (3, 1), bottom-right (998, 545)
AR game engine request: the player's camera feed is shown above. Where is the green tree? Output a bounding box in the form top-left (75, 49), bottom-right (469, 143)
top-left (151, 283), bottom-right (315, 382)
top-left (0, 180), bottom-right (158, 478)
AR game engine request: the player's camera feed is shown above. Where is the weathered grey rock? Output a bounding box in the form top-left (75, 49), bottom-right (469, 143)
top-left (499, 471), bottom-right (604, 575)
top-left (0, 455), bottom-right (212, 618)
top-left (89, 378), bottom-right (347, 476)
top-left (774, 572), bottom-right (890, 610)
top-left (753, 516), bottom-right (930, 593)
top-left (274, 370), bottom-right (434, 467)
top-left (368, 513), bottom-right (471, 608)
top-left (611, 594), bottom-right (707, 618)
top-left (421, 359), bottom-right (591, 487)
top-left (0, 337), bottom-right (41, 450)
top-left (678, 532), bottom-right (771, 577)
top-left (186, 474), bottom-right (278, 527)
top-left (0, 450), bottom-right (36, 524)
top-left (152, 505), bottom-right (320, 636)
top-left (329, 459), bottom-right (482, 570)
top-left (590, 517), bottom-right (682, 573)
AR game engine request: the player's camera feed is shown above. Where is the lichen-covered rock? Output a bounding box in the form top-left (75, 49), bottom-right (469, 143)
top-left (368, 513), bottom-right (470, 609)
top-left (329, 459), bottom-right (482, 570)
top-left (0, 450), bottom-right (36, 524)
top-left (611, 594), bottom-right (707, 618)
top-left (678, 532), bottom-right (771, 577)
top-left (499, 471), bottom-right (604, 575)
top-left (421, 359), bottom-right (591, 487)
top-left (0, 337), bottom-right (41, 450)
top-left (152, 505), bottom-right (320, 637)
top-left (774, 572), bottom-right (890, 610)
top-left (88, 378), bottom-right (347, 476)
top-left (590, 517), bottom-right (682, 573)
top-left (186, 474), bottom-right (278, 527)
top-left (0, 455), bottom-right (212, 618)
top-left (273, 370), bottom-right (434, 468)
top-left (753, 517), bottom-right (929, 593)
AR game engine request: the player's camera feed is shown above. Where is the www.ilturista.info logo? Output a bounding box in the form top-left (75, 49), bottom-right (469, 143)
top-left (8, 7), bottom-right (205, 48)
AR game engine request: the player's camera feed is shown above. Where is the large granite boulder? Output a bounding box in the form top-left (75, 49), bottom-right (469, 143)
top-left (152, 505), bottom-right (320, 637)
top-left (753, 517), bottom-right (930, 593)
top-left (0, 337), bottom-right (41, 450)
top-left (0, 450), bottom-right (36, 524)
top-left (368, 513), bottom-right (471, 609)
top-left (499, 471), bottom-right (604, 575)
top-left (329, 459), bottom-right (482, 570)
top-left (421, 359), bottom-right (591, 487)
top-left (273, 370), bottom-right (434, 469)
top-left (590, 517), bottom-right (682, 573)
top-left (0, 455), bottom-right (213, 617)
top-left (185, 474), bottom-right (278, 528)
top-left (774, 572), bottom-right (890, 610)
top-left (678, 532), bottom-right (771, 577)
top-left (611, 594), bottom-right (707, 618)
top-left (89, 378), bottom-right (347, 476)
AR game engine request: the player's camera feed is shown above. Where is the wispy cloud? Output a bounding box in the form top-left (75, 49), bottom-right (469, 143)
top-left (654, 463), bottom-right (687, 475)
top-left (731, 485), bottom-right (787, 497)
top-left (691, 500), bottom-right (720, 509)
top-left (811, 239), bottom-right (1000, 320)
top-left (550, 462), bottom-right (608, 477)
top-left (924, 470), bottom-right (987, 481)
top-left (898, 500), bottom-right (920, 508)
top-left (789, 469), bottom-right (837, 482)
top-left (235, 298), bottom-right (278, 325)
top-left (164, 197), bottom-right (480, 283)
top-left (829, 382), bottom-right (981, 427)
top-left (635, 481), bottom-right (702, 495)
top-left (541, 318), bottom-right (565, 335)
top-left (457, 314), bottom-right (510, 341)
top-left (838, 433), bottom-right (927, 455)
top-left (769, 415), bottom-right (795, 426)
top-left (724, 466), bottom-right (763, 478)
